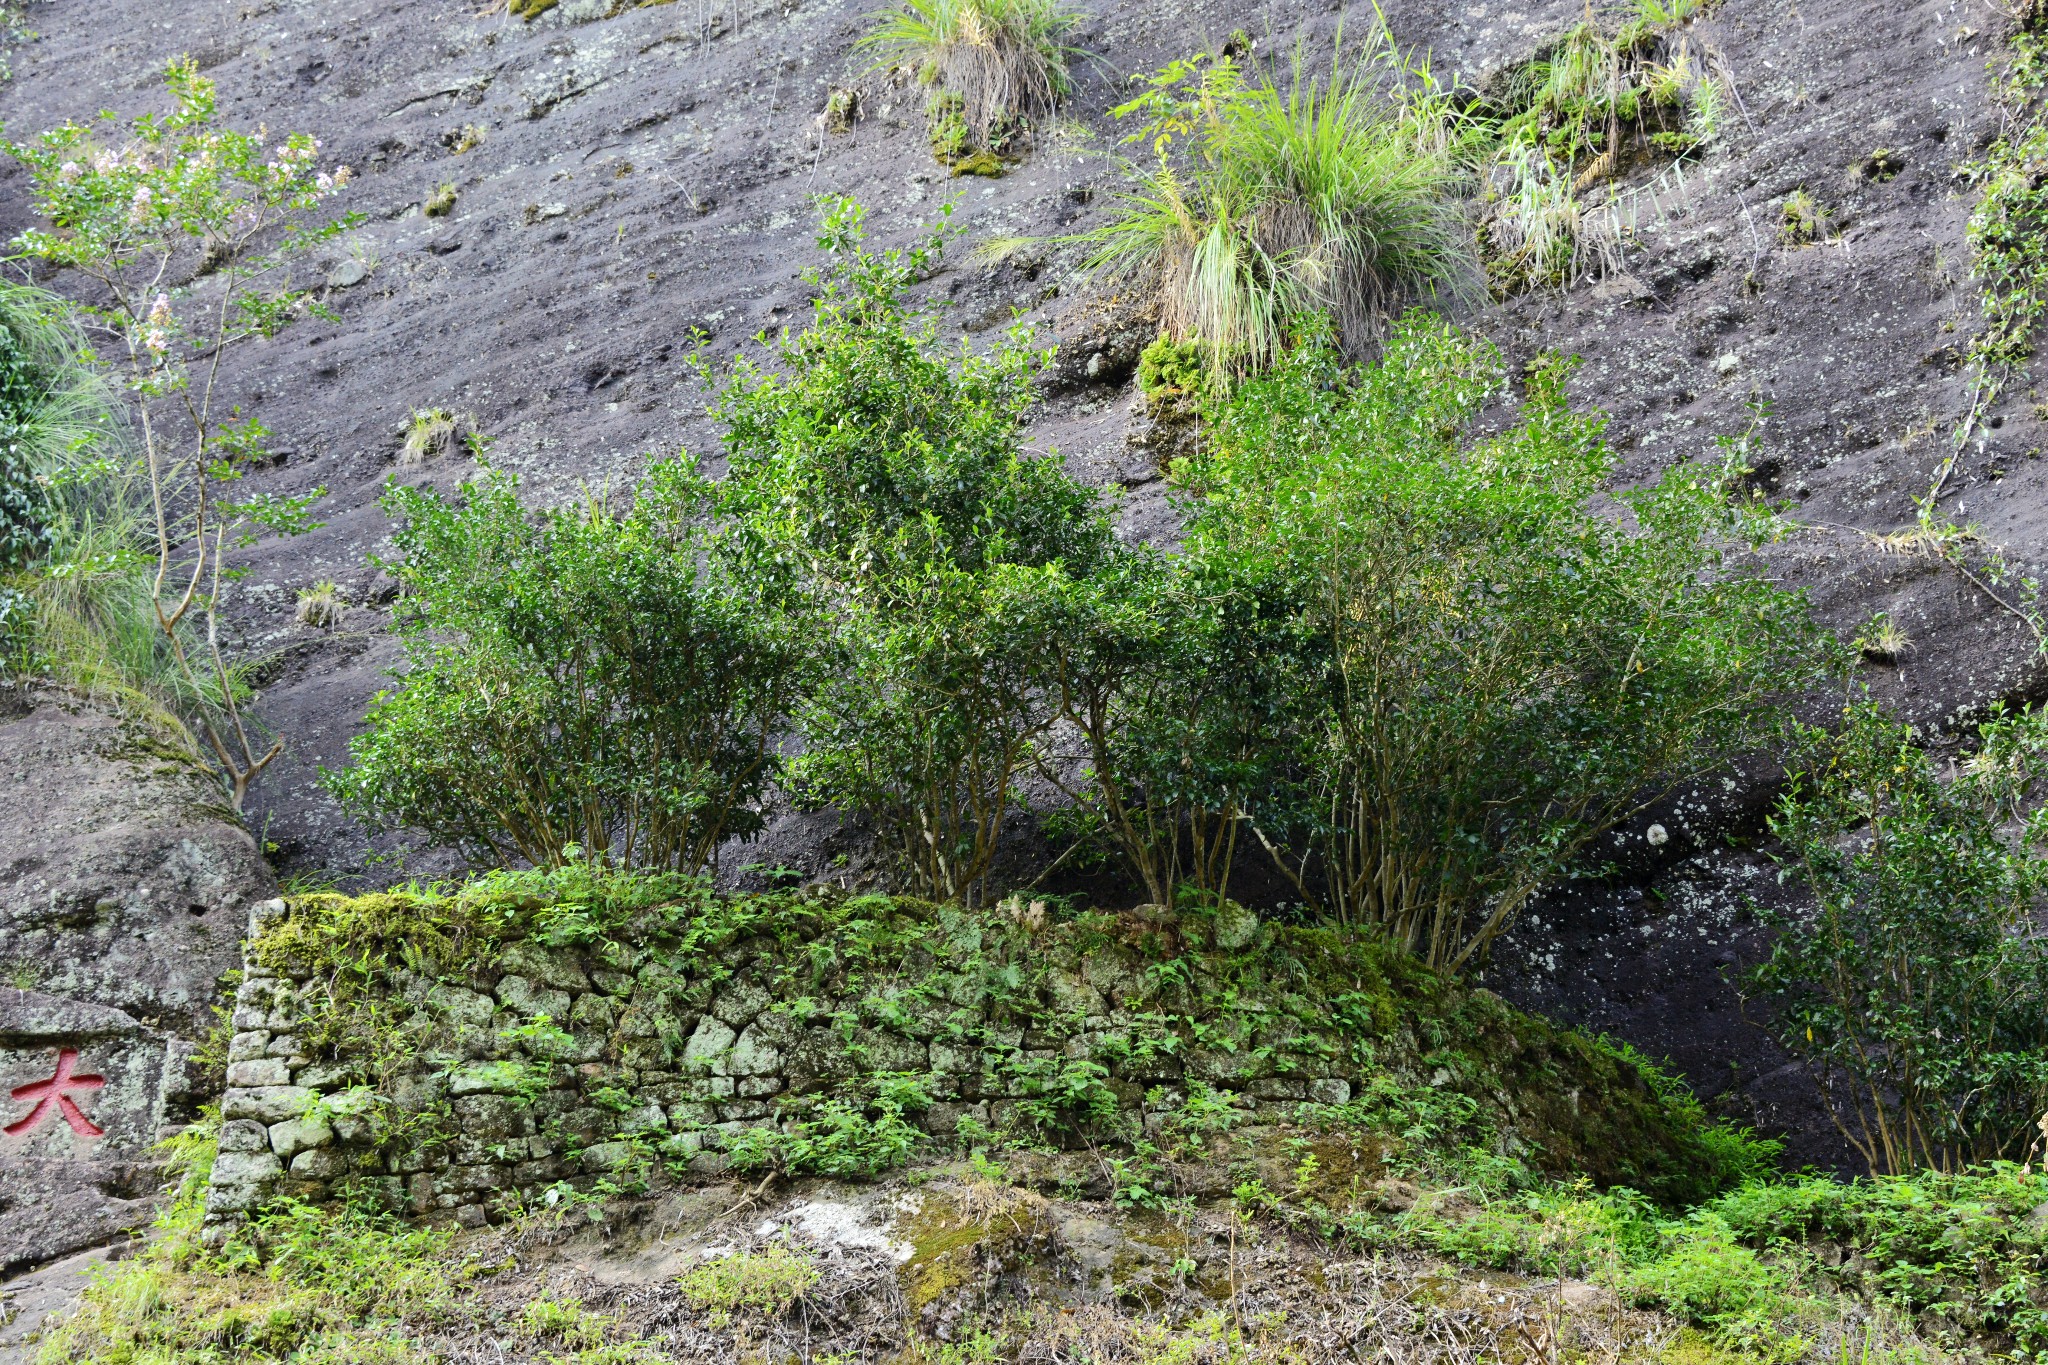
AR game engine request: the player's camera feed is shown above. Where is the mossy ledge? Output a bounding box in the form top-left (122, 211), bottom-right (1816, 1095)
top-left (206, 866), bottom-right (1754, 1229)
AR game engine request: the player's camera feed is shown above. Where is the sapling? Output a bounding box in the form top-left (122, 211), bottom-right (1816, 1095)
top-left (8, 59), bottom-right (358, 807)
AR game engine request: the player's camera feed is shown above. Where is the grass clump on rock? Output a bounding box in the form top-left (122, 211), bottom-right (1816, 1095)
top-left (860, 0), bottom-right (1086, 167)
top-left (1075, 30), bottom-right (1480, 384)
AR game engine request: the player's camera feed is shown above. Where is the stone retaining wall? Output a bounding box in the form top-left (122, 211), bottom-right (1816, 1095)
top-left (206, 897), bottom-right (1365, 1227)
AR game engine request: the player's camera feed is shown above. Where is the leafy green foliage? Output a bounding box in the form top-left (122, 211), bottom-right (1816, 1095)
top-left (326, 460), bottom-right (806, 875)
top-left (1135, 333), bottom-right (1205, 402)
top-left (0, 320), bottom-right (50, 575)
top-left (1749, 702), bottom-right (2048, 1173)
top-left (1710, 1164), bottom-right (2048, 1354)
top-left (1367, 1158), bottom-right (2048, 1361)
top-left (725, 1078), bottom-right (930, 1178)
top-left (1032, 549), bottom-right (1303, 907)
top-left (1177, 318), bottom-right (1829, 970)
top-left (1968, 42), bottom-right (2048, 371)
top-left (713, 197), bottom-right (1113, 902)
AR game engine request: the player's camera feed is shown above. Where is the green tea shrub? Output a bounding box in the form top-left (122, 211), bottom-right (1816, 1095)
top-left (326, 461), bottom-right (807, 874)
top-left (1174, 317), bottom-right (1827, 971)
top-left (1748, 701), bottom-right (2048, 1173)
top-left (1034, 550), bottom-right (1310, 908)
top-left (712, 197), bottom-right (1113, 903)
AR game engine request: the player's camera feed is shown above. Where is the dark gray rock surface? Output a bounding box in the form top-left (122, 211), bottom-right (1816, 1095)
top-left (0, 689), bottom-right (274, 1275)
top-left (0, 687), bottom-right (274, 1038)
top-left (0, 989), bottom-right (177, 1273)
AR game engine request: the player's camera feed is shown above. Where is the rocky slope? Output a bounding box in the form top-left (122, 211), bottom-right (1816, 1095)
top-left (0, 0), bottom-right (2037, 1193)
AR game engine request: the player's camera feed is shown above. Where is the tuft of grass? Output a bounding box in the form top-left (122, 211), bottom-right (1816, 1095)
top-left (1855, 613), bottom-right (1908, 663)
top-left (859, 0), bottom-right (1086, 148)
top-left (518, 1296), bottom-right (613, 1348)
top-left (423, 183), bottom-right (457, 217)
top-left (398, 408), bottom-right (469, 467)
top-left (295, 580), bottom-right (345, 629)
top-left (1480, 7), bottom-right (1722, 292)
top-left (1779, 189), bottom-right (1830, 245)
top-left (1075, 29), bottom-right (1480, 383)
top-left (824, 87), bottom-right (859, 133)
top-left (0, 281), bottom-right (246, 738)
top-left (675, 1246), bottom-right (819, 1328)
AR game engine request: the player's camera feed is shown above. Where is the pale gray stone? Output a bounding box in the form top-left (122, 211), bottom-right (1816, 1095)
top-left (226, 1058), bottom-right (290, 1087)
top-left (218, 1119), bottom-right (270, 1153)
top-left (267, 1115), bottom-right (333, 1160)
top-left (223, 1085), bottom-right (316, 1123)
top-left (681, 1015), bottom-right (736, 1072)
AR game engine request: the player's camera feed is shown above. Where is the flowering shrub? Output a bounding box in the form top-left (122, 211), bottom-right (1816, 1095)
top-left (8, 58), bottom-right (357, 806)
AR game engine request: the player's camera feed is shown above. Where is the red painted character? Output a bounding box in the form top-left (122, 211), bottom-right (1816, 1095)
top-left (4, 1048), bottom-right (106, 1138)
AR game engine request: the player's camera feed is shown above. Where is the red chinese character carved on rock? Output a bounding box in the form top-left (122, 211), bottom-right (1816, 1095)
top-left (5, 1048), bottom-right (105, 1138)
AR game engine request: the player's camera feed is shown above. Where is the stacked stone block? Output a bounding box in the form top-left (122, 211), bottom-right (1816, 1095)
top-left (204, 902), bottom-right (1363, 1228)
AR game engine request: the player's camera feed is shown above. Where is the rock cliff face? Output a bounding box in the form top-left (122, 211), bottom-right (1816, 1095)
top-left (0, 687), bottom-right (274, 1271)
top-left (0, 0), bottom-right (2028, 884)
top-left (0, 0), bottom-right (2037, 1233)
top-left (0, 688), bottom-right (272, 1036)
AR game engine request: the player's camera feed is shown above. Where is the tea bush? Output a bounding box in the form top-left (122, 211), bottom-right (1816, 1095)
top-left (1172, 318), bottom-right (1830, 970)
top-left (1748, 701), bottom-right (2048, 1172)
top-left (327, 461), bottom-right (807, 875)
top-left (711, 197), bottom-right (1114, 903)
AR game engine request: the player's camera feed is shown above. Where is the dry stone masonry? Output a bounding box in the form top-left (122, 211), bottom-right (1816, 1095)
top-left (206, 898), bottom-right (1363, 1227)
top-left (204, 887), bottom-right (1718, 1229)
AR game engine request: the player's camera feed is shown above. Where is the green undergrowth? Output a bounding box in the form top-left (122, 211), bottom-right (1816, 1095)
top-left (1352, 1159), bottom-right (2048, 1362)
top-left (254, 862), bottom-right (1757, 1204)
top-left (35, 1123), bottom-right (669, 1364)
top-left (42, 1116), bottom-right (2048, 1363)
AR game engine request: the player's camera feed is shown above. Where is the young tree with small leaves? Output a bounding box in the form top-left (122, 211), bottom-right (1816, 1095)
top-left (1750, 701), bottom-right (2048, 1174)
top-left (9, 59), bottom-right (357, 807)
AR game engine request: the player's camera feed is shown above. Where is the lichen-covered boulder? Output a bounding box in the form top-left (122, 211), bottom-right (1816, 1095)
top-left (0, 689), bottom-right (276, 1038)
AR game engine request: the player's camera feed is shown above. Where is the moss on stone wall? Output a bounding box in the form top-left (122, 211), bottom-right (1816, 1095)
top-left (208, 866), bottom-right (1762, 1227)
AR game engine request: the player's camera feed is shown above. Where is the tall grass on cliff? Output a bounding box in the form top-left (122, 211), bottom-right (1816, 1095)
top-left (1071, 26), bottom-right (1482, 384)
top-left (858, 0), bottom-right (1086, 144)
top-left (0, 279), bottom-right (228, 740)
